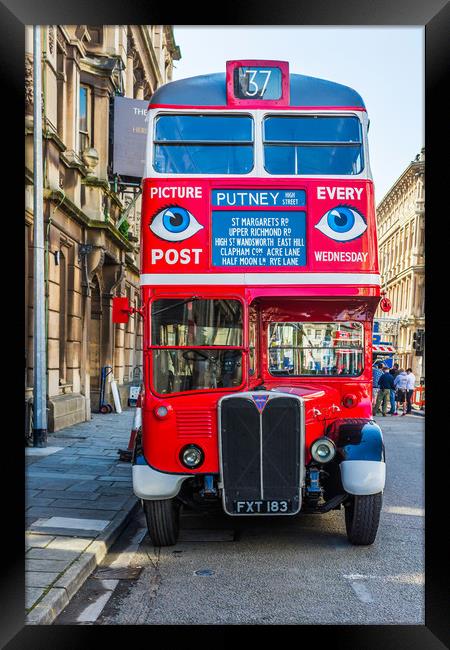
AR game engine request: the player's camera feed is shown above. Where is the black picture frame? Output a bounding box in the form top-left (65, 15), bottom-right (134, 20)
top-left (3, 1), bottom-right (448, 646)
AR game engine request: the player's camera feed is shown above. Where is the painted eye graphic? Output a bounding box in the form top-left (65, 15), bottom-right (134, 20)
top-left (150, 206), bottom-right (203, 242)
top-left (315, 205), bottom-right (367, 242)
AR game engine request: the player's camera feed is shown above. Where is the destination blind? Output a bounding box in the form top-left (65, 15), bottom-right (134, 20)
top-left (212, 189), bottom-right (306, 208)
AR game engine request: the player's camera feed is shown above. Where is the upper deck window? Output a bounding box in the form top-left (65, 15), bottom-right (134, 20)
top-left (153, 114), bottom-right (254, 174)
top-left (263, 115), bottom-right (364, 175)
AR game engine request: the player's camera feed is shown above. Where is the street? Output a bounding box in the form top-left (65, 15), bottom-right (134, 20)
top-left (54, 413), bottom-right (424, 625)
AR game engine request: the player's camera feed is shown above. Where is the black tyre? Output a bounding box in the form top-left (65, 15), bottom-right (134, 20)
top-left (344, 493), bottom-right (382, 545)
top-left (143, 498), bottom-right (180, 546)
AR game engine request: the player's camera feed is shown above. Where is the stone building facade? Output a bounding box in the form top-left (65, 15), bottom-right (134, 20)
top-left (374, 149), bottom-right (425, 380)
top-left (25, 25), bottom-right (181, 431)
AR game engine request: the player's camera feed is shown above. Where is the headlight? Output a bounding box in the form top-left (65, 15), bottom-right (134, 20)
top-left (310, 438), bottom-right (336, 463)
top-left (180, 445), bottom-right (204, 469)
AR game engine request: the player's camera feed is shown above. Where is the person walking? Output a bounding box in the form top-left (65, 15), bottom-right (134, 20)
top-left (394, 368), bottom-right (409, 416)
top-left (388, 363), bottom-right (399, 415)
top-left (374, 366), bottom-right (395, 416)
top-left (372, 362), bottom-right (384, 410)
top-left (406, 368), bottom-right (416, 414)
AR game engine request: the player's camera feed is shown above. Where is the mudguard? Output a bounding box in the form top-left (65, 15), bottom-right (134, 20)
top-left (326, 418), bottom-right (386, 495)
top-left (132, 454), bottom-right (190, 500)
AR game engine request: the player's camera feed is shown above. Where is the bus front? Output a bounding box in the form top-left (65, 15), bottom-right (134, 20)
top-left (133, 60), bottom-right (385, 546)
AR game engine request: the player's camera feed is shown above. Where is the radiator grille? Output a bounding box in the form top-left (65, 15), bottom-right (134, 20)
top-left (176, 409), bottom-right (213, 438)
top-left (219, 393), bottom-right (304, 515)
top-left (262, 398), bottom-right (302, 501)
top-left (220, 398), bottom-right (261, 501)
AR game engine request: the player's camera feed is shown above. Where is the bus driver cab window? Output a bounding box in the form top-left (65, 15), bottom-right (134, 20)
top-left (151, 299), bottom-right (243, 394)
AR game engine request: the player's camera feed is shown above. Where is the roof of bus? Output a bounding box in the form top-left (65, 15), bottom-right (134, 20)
top-left (149, 72), bottom-right (366, 109)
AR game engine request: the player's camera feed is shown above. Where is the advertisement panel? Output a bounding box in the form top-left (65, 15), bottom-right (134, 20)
top-left (112, 96), bottom-right (148, 178)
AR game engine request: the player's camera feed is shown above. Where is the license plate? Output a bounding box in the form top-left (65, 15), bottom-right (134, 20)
top-left (233, 500), bottom-right (291, 514)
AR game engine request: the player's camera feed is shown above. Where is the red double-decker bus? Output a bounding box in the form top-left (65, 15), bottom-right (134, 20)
top-left (114, 60), bottom-right (386, 546)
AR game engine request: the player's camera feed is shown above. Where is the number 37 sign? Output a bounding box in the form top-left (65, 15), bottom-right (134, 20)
top-left (226, 60), bottom-right (290, 106)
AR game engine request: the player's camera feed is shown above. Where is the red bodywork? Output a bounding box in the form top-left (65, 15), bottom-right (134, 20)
top-left (139, 177), bottom-right (379, 474)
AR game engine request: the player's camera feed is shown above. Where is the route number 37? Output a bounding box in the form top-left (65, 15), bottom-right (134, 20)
top-left (233, 66), bottom-right (282, 101)
top-left (243, 69), bottom-right (272, 96)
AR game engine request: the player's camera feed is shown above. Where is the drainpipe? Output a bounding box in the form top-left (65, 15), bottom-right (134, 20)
top-left (32, 25), bottom-right (48, 446)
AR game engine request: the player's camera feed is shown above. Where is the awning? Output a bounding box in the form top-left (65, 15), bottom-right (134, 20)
top-left (373, 344), bottom-right (395, 353)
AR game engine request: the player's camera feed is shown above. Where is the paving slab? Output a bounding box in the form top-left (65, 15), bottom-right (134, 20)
top-left (27, 506), bottom-right (118, 519)
top-left (66, 481), bottom-right (104, 492)
top-left (30, 516), bottom-right (111, 532)
top-left (25, 447), bottom-right (64, 457)
top-left (46, 537), bottom-right (92, 552)
top-left (41, 490), bottom-right (100, 501)
top-left (26, 478), bottom-right (79, 490)
top-left (26, 497), bottom-right (57, 507)
top-left (52, 497), bottom-right (129, 510)
top-left (100, 486), bottom-right (134, 496)
top-left (26, 548), bottom-right (81, 562)
top-left (26, 587), bottom-right (45, 610)
top-left (27, 471), bottom-right (96, 481)
top-left (26, 558), bottom-right (73, 573)
top-left (26, 571), bottom-right (60, 588)
top-left (25, 533), bottom-right (56, 549)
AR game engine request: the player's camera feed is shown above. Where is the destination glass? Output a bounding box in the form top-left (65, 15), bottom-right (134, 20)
top-left (233, 66), bottom-right (283, 100)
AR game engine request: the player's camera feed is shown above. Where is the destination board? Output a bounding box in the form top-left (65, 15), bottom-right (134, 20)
top-left (212, 189), bottom-right (306, 208)
top-left (212, 210), bottom-right (307, 267)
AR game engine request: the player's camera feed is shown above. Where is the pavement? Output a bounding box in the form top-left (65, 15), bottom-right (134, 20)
top-left (25, 408), bottom-right (139, 625)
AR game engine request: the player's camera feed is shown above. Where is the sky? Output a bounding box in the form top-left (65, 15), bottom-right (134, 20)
top-left (172, 27), bottom-right (424, 205)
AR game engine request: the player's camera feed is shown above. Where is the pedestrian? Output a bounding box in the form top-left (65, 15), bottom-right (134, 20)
top-left (388, 363), bottom-right (399, 415)
top-left (406, 368), bottom-right (416, 414)
top-left (374, 366), bottom-right (395, 416)
top-left (372, 362), bottom-right (384, 410)
top-left (389, 363), bottom-right (399, 378)
top-left (394, 368), bottom-right (408, 416)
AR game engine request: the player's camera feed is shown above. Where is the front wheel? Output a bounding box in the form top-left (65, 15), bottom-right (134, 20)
top-left (344, 493), bottom-right (382, 545)
top-left (143, 498), bottom-right (181, 546)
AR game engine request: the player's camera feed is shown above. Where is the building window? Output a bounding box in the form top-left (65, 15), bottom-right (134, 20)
top-left (59, 250), bottom-right (67, 384)
top-left (87, 26), bottom-right (103, 45)
top-left (56, 45), bottom-right (65, 139)
top-left (79, 85), bottom-right (92, 153)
